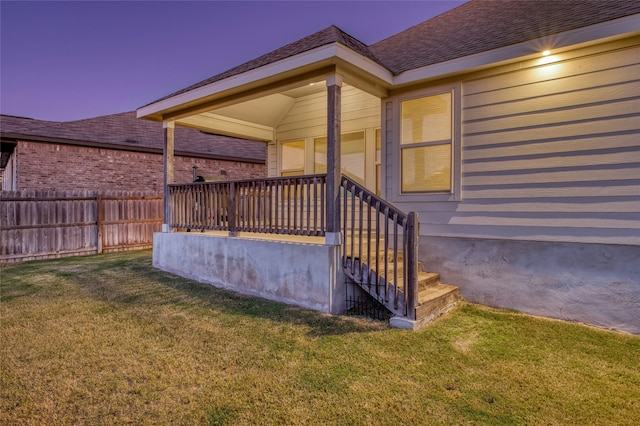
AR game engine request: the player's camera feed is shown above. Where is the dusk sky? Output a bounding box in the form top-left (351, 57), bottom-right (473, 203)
top-left (1, 0), bottom-right (465, 122)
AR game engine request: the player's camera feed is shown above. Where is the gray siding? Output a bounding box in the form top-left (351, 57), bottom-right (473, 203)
top-left (395, 43), bottom-right (640, 245)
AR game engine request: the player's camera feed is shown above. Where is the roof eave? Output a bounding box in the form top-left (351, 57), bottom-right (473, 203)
top-left (0, 132), bottom-right (264, 164)
top-left (137, 43), bottom-right (394, 122)
top-left (392, 13), bottom-right (640, 88)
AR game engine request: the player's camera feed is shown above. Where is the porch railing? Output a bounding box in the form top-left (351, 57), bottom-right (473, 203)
top-left (341, 176), bottom-right (418, 319)
top-left (168, 173), bottom-right (417, 319)
top-left (168, 175), bottom-right (326, 236)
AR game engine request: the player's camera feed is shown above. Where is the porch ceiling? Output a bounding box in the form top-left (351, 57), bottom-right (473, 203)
top-left (137, 41), bottom-right (393, 142)
top-left (172, 79), bottom-right (370, 142)
top-left (170, 79), bottom-right (328, 141)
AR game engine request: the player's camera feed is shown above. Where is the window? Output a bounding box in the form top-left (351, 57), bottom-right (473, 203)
top-left (281, 140), bottom-right (305, 176)
top-left (314, 131), bottom-right (365, 185)
top-left (400, 92), bottom-right (452, 193)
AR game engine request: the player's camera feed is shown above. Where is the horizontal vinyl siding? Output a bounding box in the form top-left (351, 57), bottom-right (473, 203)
top-left (421, 44), bottom-right (640, 245)
top-left (276, 85), bottom-right (380, 141)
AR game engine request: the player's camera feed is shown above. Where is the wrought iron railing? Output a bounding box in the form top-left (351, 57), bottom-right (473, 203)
top-left (341, 176), bottom-right (418, 319)
top-left (168, 175), bottom-right (326, 236)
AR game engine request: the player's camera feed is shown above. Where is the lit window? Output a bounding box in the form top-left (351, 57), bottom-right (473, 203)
top-left (281, 140), bottom-right (305, 176)
top-left (314, 131), bottom-right (365, 185)
top-left (400, 92), bottom-right (452, 193)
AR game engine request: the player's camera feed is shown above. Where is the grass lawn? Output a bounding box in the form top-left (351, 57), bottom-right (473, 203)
top-left (1, 250), bottom-right (639, 425)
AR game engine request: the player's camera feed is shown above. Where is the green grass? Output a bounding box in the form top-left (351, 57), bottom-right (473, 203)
top-left (1, 250), bottom-right (639, 425)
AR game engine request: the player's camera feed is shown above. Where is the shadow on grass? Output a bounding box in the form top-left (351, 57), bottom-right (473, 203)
top-left (4, 250), bottom-right (388, 336)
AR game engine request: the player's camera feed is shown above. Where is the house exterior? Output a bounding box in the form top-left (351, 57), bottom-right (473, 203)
top-left (0, 111), bottom-right (266, 192)
top-left (138, 0), bottom-right (640, 333)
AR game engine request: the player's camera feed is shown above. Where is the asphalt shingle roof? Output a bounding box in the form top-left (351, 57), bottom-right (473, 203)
top-left (0, 112), bottom-right (265, 163)
top-left (145, 0), bottom-right (640, 106)
top-left (150, 25), bottom-right (378, 105)
top-left (370, 0), bottom-right (640, 74)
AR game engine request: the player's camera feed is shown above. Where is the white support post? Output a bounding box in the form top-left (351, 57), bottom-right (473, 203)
top-left (162, 120), bottom-right (175, 233)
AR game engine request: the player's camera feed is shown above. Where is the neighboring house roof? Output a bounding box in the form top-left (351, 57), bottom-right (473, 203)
top-left (143, 0), bottom-right (640, 107)
top-left (0, 115), bottom-right (59, 133)
top-left (0, 112), bottom-right (265, 163)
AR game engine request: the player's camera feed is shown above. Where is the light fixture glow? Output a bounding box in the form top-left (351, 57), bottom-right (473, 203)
top-left (542, 50), bottom-right (551, 56)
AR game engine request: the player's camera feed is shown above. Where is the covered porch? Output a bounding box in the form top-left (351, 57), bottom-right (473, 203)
top-left (137, 28), bottom-right (458, 327)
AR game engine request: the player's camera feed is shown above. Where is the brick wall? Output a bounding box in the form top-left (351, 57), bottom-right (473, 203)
top-left (14, 140), bottom-right (266, 192)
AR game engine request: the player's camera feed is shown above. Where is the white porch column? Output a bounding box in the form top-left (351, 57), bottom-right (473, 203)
top-left (162, 120), bottom-right (175, 233)
top-left (325, 73), bottom-right (342, 245)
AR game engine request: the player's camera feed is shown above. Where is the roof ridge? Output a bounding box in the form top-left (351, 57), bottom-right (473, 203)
top-left (144, 25), bottom-right (384, 107)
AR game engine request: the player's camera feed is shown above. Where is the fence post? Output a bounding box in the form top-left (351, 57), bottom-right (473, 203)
top-left (406, 212), bottom-right (419, 320)
top-left (96, 194), bottom-right (103, 254)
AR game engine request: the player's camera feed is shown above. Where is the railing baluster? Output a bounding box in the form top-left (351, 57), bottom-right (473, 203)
top-left (375, 201), bottom-right (381, 296)
top-left (383, 206), bottom-right (389, 302)
top-left (393, 212), bottom-right (399, 310)
top-left (366, 194), bottom-right (372, 289)
top-left (358, 188), bottom-right (364, 282)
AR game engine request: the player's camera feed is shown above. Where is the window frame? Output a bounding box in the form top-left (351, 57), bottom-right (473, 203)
top-left (389, 83), bottom-right (461, 203)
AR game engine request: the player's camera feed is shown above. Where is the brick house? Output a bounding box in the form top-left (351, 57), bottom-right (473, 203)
top-left (0, 111), bottom-right (266, 191)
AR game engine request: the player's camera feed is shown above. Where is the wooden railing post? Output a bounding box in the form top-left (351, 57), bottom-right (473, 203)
top-left (406, 211), bottom-right (419, 320)
top-left (162, 121), bottom-right (175, 232)
top-left (325, 74), bottom-right (342, 245)
top-left (229, 181), bottom-right (237, 236)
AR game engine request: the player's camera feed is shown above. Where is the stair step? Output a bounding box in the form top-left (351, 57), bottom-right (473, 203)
top-left (417, 271), bottom-right (441, 291)
top-left (415, 283), bottom-right (459, 321)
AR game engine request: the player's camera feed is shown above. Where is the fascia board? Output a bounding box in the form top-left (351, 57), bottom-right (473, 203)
top-left (137, 43), bottom-right (393, 120)
top-left (393, 13), bottom-right (640, 86)
top-left (333, 45), bottom-right (394, 85)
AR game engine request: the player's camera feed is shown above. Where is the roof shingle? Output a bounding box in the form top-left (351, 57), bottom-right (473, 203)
top-left (150, 25), bottom-right (379, 105)
top-left (1, 112), bottom-right (265, 163)
top-left (370, 0), bottom-right (640, 74)
top-left (143, 0), bottom-right (640, 107)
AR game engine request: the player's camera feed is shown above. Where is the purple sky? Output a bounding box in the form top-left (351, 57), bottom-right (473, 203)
top-left (1, 1), bottom-right (465, 122)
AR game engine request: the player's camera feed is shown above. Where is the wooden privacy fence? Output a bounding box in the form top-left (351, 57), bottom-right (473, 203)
top-left (0, 190), bottom-right (163, 263)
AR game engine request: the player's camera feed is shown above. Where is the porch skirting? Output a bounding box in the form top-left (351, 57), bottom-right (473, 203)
top-left (420, 236), bottom-right (640, 334)
top-left (153, 232), bottom-right (346, 314)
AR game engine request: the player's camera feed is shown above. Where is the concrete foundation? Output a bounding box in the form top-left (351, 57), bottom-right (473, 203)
top-left (153, 232), bottom-right (346, 314)
top-left (421, 236), bottom-right (640, 334)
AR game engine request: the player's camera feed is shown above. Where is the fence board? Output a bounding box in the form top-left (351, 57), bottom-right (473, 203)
top-left (0, 190), bottom-right (163, 263)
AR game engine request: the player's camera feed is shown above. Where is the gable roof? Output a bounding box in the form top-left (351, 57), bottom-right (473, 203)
top-left (370, 0), bottom-right (640, 74)
top-left (141, 0), bottom-right (640, 111)
top-left (0, 112), bottom-right (265, 163)
top-left (148, 25), bottom-right (379, 106)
